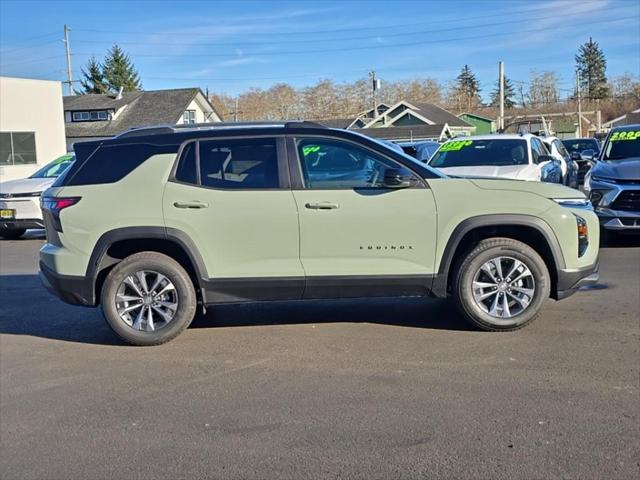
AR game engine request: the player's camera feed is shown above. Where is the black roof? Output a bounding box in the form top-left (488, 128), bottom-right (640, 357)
top-left (610, 123), bottom-right (640, 131)
top-left (74, 122), bottom-right (442, 179)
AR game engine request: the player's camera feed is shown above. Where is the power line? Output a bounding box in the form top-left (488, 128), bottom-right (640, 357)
top-left (73, 17), bottom-right (632, 59)
top-left (0, 34), bottom-right (60, 55)
top-left (70, 3), bottom-right (599, 38)
top-left (70, 11), bottom-right (583, 48)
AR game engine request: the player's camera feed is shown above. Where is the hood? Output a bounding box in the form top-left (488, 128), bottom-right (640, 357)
top-left (469, 178), bottom-right (585, 200)
top-left (437, 165), bottom-right (533, 180)
top-left (591, 157), bottom-right (640, 180)
top-left (0, 177), bottom-right (55, 195)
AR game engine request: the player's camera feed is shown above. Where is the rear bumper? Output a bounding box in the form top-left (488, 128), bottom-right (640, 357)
top-left (39, 261), bottom-right (96, 307)
top-left (555, 260), bottom-right (599, 300)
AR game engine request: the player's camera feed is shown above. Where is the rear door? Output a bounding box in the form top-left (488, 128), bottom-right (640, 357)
top-left (289, 136), bottom-right (438, 299)
top-left (163, 136), bottom-right (304, 302)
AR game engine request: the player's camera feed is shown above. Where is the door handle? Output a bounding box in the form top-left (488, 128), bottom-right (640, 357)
top-left (173, 201), bottom-right (209, 209)
top-left (305, 202), bottom-right (339, 210)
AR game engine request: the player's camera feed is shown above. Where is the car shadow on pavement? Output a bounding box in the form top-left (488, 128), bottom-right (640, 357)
top-left (601, 231), bottom-right (640, 248)
top-left (0, 274), bottom-right (474, 346)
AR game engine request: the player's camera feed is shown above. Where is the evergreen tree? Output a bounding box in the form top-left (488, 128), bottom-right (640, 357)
top-left (451, 64), bottom-right (481, 110)
top-left (575, 37), bottom-right (608, 99)
top-left (102, 44), bottom-right (141, 92)
top-left (490, 76), bottom-right (516, 108)
top-left (80, 56), bottom-right (108, 94)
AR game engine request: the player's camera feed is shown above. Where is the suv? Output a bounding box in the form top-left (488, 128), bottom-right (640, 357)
top-left (584, 125), bottom-right (640, 231)
top-left (39, 122), bottom-right (600, 345)
top-left (428, 134), bottom-right (562, 183)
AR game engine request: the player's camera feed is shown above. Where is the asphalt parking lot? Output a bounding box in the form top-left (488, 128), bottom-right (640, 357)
top-left (1, 232), bottom-right (639, 480)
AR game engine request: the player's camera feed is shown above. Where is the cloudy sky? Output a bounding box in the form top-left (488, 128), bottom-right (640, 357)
top-left (0, 0), bottom-right (638, 99)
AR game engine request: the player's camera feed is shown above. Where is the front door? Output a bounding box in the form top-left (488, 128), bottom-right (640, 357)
top-left (163, 136), bottom-right (304, 302)
top-left (289, 136), bottom-right (438, 299)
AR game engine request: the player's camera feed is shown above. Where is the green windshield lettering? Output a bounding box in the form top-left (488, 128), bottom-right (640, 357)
top-left (440, 140), bottom-right (473, 152)
top-left (610, 130), bottom-right (640, 141)
top-left (302, 145), bottom-right (321, 156)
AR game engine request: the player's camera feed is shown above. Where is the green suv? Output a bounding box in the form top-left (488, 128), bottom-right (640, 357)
top-left (39, 122), bottom-right (599, 345)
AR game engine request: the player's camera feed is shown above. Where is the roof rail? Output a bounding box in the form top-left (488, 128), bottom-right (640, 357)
top-left (115, 120), bottom-right (327, 139)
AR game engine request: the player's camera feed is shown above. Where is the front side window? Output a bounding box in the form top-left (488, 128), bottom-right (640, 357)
top-left (197, 138), bottom-right (279, 189)
top-left (430, 139), bottom-right (528, 168)
top-left (296, 138), bottom-right (418, 189)
top-left (0, 131), bottom-right (37, 165)
top-left (554, 140), bottom-right (569, 157)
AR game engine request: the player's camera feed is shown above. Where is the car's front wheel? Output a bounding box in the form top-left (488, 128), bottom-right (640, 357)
top-left (100, 252), bottom-right (197, 346)
top-left (452, 238), bottom-right (550, 331)
top-left (0, 228), bottom-right (26, 240)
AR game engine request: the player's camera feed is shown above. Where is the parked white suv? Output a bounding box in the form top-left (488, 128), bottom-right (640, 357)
top-left (428, 134), bottom-right (562, 183)
top-left (0, 154), bottom-right (74, 239)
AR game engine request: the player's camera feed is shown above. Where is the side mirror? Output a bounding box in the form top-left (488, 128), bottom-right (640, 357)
top-left (383, 168), bottom-right (417, 188)
top-left (581, 149), bottom-right (595, 161)
top-left (570, 151), bottom-right (581, 160)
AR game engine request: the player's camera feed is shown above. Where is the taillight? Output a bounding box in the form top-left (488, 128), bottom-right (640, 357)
top-left (41, 196), bottom-right (81, 232)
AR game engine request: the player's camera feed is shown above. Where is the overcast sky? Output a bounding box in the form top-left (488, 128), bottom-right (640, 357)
top-left (1, 0), bottom-right (638, 100)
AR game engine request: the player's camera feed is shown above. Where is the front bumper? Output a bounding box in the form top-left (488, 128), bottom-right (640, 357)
top-left (555, 260), bottom-right (599, 300)
top-left (589, 183), bottom-right (639, 231)
top-left (39, 261), bottom-right (96, 307)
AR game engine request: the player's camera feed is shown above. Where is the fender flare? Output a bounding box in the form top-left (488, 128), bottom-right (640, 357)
top-left (86, 226), bottom-right (209, 302)
top-left (431, 214), bottom-right (566, 298)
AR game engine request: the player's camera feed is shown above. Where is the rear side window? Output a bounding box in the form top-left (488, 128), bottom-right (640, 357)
top-left (65, 142), bottom-right (178, 186)
top-left (174, 138), bottom-right (280, 189)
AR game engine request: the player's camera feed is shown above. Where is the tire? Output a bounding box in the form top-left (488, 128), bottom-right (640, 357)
top-left (100, 252), bottom-right (197, 346)
top-left (452, 238), bottom-right (550, 332)
top-left (0, 228), bottom-right (26, 240)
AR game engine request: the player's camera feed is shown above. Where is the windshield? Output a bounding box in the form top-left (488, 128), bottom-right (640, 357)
top-left (563, 139), bottom-right (599, 153)
top-left (29, 154), bottom-right (75, 178)
top-left (603, 129), bottom-right (640, 161)
top-left (430, 139), bottom-right (528, 168)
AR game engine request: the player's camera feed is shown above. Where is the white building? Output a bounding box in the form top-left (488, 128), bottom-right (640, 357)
top-left (0, 77), bottom-right (67, 181)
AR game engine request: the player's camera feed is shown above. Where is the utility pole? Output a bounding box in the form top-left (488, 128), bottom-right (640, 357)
top-left (234, 97), bottom-right (239, 122)
top-left (63, 25), bottom-right (73, 95)
top-left (498, 61), bottom-right (505, 132)
top-left (370, 70), bottom-right (380, 117)
top-left (576, 70), bottom-right (583, 137)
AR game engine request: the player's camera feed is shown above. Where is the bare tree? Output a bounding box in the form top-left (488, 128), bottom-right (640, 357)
top-left (527, 71), bottom-right (559, 106)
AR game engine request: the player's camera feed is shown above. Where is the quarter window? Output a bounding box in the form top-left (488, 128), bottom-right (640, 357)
top-left (0, 131), bottom-right (37, 165)
top-left (196, 138), bottom-right (279, 189)
top-left (531, 138), bottom-right (545, 163)
top-left (296, 138), bottom-right (418, 189)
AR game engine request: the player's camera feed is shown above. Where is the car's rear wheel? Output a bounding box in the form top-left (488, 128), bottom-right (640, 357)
top-left (100, 252), bottom-right (197, 346)
top-left (0, 228), bottom-right (26, 240)
top-left (452, 238), bottom-right (550, 331)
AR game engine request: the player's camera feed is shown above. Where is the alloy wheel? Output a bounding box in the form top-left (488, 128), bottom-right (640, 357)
top-left (115, 270), bottom-right (179, 332)
top-left (471, 256), bottom-right (535, 322)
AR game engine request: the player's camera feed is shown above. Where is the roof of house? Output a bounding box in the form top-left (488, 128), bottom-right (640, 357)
top-left (410, 103), bottom-right (472, 127)
top-left (352, 124), bottom-right (447, 141)
top-left (64, 88), bottom-right (214, 138)
top-left (458, 112), bottom-right (495, 122)
top-left (313, 118), bottom-right (355, 129)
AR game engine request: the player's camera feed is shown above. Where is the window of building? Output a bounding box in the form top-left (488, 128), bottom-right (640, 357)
top-left (71, 110), bottom-right (109, 122)
top-left (183, 110), bottom-right (197, 124)
top-left (0, 132), bottom-right (37, 166)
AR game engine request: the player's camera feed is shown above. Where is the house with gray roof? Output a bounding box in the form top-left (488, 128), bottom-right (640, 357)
top-left (63, 88), bottom-right (221, 148)
top-left (316, 101), bottom-right (474, 142)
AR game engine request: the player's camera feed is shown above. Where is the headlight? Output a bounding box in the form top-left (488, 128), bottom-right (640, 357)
top-left (553, 198), bottom-right (591, 208)
top-left (575, 214), bottom-right (589, 257)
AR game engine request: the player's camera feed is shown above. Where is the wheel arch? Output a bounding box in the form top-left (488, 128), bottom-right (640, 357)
top-left (431, 215), bottom-right (566, 299)
top-left (88, 227), bottom-right (208, 304)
